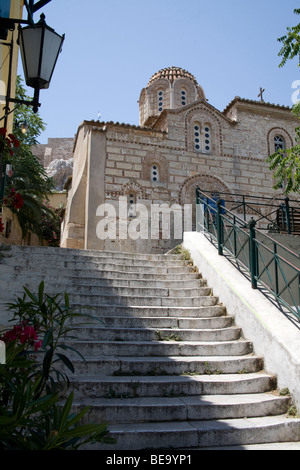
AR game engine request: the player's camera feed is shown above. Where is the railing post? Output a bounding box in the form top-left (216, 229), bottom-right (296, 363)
top-left (285, 197), bottom-right (291, 234)
top-left (242, 195), bottom-right (246, 222)
top-left (249, 218), bottom-right (258, 289)
top-left (195, 187), bottom-right (200, 204)
top-left (274, 242), bottom-right (279, 297)
top-left (217, 198), bottom-right (223, 256)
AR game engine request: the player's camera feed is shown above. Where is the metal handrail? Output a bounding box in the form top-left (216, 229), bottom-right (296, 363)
top-left (196, 188), bottom-right (300, 322)
top-left (196, 188), bottom-right (300, 234)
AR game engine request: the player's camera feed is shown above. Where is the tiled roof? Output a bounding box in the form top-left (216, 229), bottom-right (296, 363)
top-left (223, 96), bottom-right (292, 115)
top-left (79, 120), bottom-right (167, 134)
top-left (147, 66), bottom-right (198, 86)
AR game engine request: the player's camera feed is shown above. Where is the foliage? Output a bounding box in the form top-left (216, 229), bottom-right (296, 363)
top-left (0, 282), bottom-right (112, 450)
top-left (278, 8), bottom-right (300, 68)
top-left (267, 103), bottom-right (300, 194)
top-left (0, 76), bottom-right (56, 241)
top-left (0, 126), bottom-right (59, 239)
top-left (0, 127), bottom-right (20, 160)
top-left (267, 9), bottom-right (300, 194)
top-left (12, 76), bottom-right (46, 147)
top-left (40, 201), bottom-right (65, 247)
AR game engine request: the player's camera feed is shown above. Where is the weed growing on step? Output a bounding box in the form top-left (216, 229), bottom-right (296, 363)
top-left (155, 330), bottom-right (182, 342)
top-left (105, 387), bottom-right (131, 399)
top-left (279, 389), bottom-right (299, 417)
top-left (203, 362), bottom-right (222, 375)
top-left (280, 388), bottom-right (291, 396)
top-left (287, 406), bottom-right (298, 417)
top-left (0, 281), bottom-right (114, 450)
top-left (173, 244), bottom-right (192, 262)
top-left (180, 363), bottom-right (223, 376)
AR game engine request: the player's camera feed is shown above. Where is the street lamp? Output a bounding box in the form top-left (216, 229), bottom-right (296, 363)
top-left (18, 13), bottom-right (65, 113)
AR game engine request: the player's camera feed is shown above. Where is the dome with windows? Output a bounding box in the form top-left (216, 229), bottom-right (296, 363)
top-left (139, 66), bottom-right (206, 127)
top-left (147, 66), bottom-right (199, 87)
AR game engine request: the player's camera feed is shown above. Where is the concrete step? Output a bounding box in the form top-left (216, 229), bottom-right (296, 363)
top-left (87, 415), bottom-right (300, 450)
top-left (67, 339), bottom-right (253, 358)
top-left (4, 274), bottom-right (206, 289)
top-left (3, 256), bottom-right (192, 270)
top-left (2, 267), bottom-right (202, 282)
top-left (64, 355), bottom-right (264, 376)
top-left (70, 294), bottom-right (219, 307)
top-left (73, 393), bottom-right (290, 424)
top-left (203, 442), bottom-right (300, 450)
top-left (4, 245), bottom-right (183, 262)
top-left (18, 284), bottom-right (212, 298)
top-left (70, 326), bottom-right (242, 342)
top-left (65, 373), bottom-right (276, 398)
top-left (91, 315), bottom-right (235, 330)
top-left (73, 305), bottom-right (227, 318)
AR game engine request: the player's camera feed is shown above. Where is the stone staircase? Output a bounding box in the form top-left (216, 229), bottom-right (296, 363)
top-left (1, 245), bottom-right (300, 450)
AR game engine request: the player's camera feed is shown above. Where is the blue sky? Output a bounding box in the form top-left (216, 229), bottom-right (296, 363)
top-left (18, 0), bottom-right (300, 144)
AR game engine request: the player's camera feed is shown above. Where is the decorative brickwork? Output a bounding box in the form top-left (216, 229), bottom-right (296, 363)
top-left (267, 127), bottom-right (294, 156)
top-left (185, 104), bottom-right (223, 155)
top-left (179, 174), bottom-right (231, 206)
top-left (141, 152), bottom-right (169, 183)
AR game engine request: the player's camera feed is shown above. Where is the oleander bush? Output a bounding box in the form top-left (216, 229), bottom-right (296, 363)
top-left (0, 282), bottom-right (113, 450)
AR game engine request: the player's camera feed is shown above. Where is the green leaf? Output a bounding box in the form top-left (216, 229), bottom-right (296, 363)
top-left (38, 281), bottom-right (45, 305)
top-left (58, 392), bottom-right (74, 434)
top-left (57, 343), bottom-right (86, 362)
top-left (55, 353), bottom-right (75, 374)
top-left (42, 328), bottom-right (53, 349)
top-left (61, 422), bottom-right (109, 440)
top-left (43, 348), bottom-right (54, 379)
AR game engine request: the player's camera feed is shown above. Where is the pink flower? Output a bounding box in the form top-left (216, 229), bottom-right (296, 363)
top-left (34, 340), bottom-right (43, 351)
top-left (0, 322), bottom-right (42, 351)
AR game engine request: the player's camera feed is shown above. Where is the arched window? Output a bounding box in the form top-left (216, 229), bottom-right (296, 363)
top-left (203, 125), bottom-right (211, 153)
top-left (193, 122), bottom-right (201, 151)
top-left (274, 135), bottom-right (286, 152)
top-left (192, 122), bottom-right (212, 153)
top-left (158, 90), bottom-right (164, 112)
top-left (127, 191), bottom-right (137, 218)
top-left (151, 164), bottom-right (159, 182)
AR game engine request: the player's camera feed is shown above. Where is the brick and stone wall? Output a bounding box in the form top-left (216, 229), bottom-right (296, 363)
top-left (32, 137), bottom-right (74, 167)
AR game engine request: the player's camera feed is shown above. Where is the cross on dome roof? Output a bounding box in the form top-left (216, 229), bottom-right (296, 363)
top-left (147, 66), bottom-right (198, 87)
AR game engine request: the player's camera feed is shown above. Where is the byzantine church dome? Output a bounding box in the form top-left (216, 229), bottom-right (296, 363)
top-left (147, 66), bottom-right (199, 87)
top-left (139, 66), bottom-right (206, 127)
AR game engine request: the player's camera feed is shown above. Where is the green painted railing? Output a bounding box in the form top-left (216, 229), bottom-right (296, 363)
top-left (196, 188), bottom-right (300, 322)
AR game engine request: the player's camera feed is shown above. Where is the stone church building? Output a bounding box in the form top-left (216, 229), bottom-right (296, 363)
top-left (59, 66), bottom-right (299, 253)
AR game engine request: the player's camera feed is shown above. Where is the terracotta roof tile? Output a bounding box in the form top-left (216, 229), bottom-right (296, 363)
top-left (147, 66), bottom-right (198, 86)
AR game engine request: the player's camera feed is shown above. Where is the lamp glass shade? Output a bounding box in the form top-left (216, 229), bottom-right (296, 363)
top-left (19, 16), bottom-right (64, 90)
top-left (0, 0), bottom-right (11, 18)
